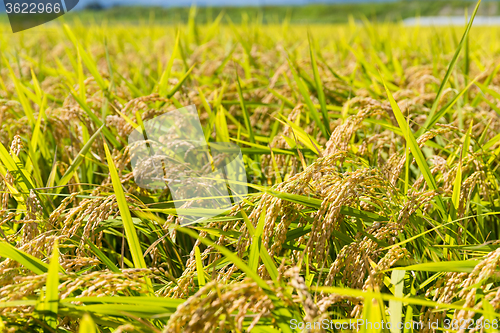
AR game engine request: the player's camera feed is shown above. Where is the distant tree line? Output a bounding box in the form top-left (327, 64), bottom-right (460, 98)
top-left (84, 1), bottom-right (105, 11)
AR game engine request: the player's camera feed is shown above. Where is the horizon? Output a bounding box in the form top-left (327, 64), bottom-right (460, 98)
top-left (0, 0), bottom-right (494, 13)
top-left (72, 0), bottom-right (398, 9)
top-left (0, 0), bottom-right (404, 12)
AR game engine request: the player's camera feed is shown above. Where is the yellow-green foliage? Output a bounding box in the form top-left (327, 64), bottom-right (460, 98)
top-left (0, 9), bottom-right (500, 332)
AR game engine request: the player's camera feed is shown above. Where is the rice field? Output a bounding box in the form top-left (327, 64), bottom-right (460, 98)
top-left (0, 3), bottom-right (500, 332)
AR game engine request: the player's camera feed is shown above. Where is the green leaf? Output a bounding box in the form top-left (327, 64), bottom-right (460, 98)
top-left (480, 132), bottom-right (500, 152)
top-left (236, 75), bottom-right (255, 143)
top-left (396, 260), bottom-right (480, 273)
top-left (44, 241), bottom-right (60, 328)
top-left (269, 147), bottom-right (283, 183)
top-left (313, 285), bottom-right (498, 317)
top-left (452, 121), bottom-right (472, 211)
top-left (0, 300), bottom-right (37, 308)
top-left (308, 32), bottom-right (330, 137)
top-left (174, 225), bottom-right (269, 291)
top-left (159, 31), bottom-right (180, 97)
top-left (68, 88), bottom-right (120, 148)
top-left (103, 142), bottom-right (152, 291)
top-left (251, 184), bottom-right (387, 222)
top-left (425, 77), bottom-right (478, 131)
top-left (2, 56), bottom-right (35, 126)
top-left (259, 244), bottom-right (279, 284)
top-left (25, 101), bottom-right (46, 177)
top-left (0, 241), bottom-right (48, 274)
top-left (166, 64), bottom-right (196, 99)
top-left (78, 314), bottom-right (97, 333)
top-left (57, 125), bottom-right (104, 189)
top-left (63, 25), bottom-right (107, 91)
top-left (277, 115), bottom-right (323, 155)
top-left (249, 210), bottom-right (266, 273)
top-left (289, 60), bottom-right (328, 138)
top-left (85, 239), bottom-right (120, 273)
top-left (381, 76), bottom-right (445, 213)
top-left (62, 296), bottom-right (183, 308)
top-left (66, 303), bottom-right (173, 317)
top-left (215, 106), bottom-right (230, 142)
top-left (389, 270), bottom-right (405, 333)
top-left (420, 0), bottom-right (482, 134)
top-left (482, 299), bottom-right (497, 333)
top-left (0, 137), bottom-right (36, 195)
top-left (194, 246), bottom-right (206, 287)
top-left (268, 88), bottom-right (295, 108)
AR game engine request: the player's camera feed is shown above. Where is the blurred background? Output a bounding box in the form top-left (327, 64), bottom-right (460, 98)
top-left (1, 0), bottom-right (499, 25)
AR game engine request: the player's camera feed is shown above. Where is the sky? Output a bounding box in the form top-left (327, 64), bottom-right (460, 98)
top-left (0, 0), bottom-right (400, 12)
top-left (72, 0), bottom-right (392, 7)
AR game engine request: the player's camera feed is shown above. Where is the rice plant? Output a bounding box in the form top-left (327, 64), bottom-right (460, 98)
top-left (0, 2), bottom-right (500, 332)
